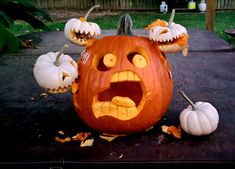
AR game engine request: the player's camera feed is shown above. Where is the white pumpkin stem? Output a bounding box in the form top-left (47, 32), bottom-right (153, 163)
top-left (84, 4), bottom-right (100, 20)
top-left (54, 44), bottom-right (69, 66)
top-left (168, 9), bottom-right (175, 28)
top-left (178, 90), bottom-right (196, 111)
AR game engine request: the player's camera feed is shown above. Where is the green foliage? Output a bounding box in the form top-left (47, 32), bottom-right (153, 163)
top-left (0, 0), bottom-right (52, 29)
top-left (0, 0), bottom-right (52, 53)
top-left (0, 24), bottom-right (23, 53)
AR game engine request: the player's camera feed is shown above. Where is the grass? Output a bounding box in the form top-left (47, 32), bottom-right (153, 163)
top-left (7, 10), bottom-right (235, 47)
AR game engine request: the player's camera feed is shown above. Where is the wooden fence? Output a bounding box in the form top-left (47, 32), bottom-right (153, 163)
top-left (217, 0), bottom-right (235, 9)
top-left (29, 0), bottom-right (235, 10)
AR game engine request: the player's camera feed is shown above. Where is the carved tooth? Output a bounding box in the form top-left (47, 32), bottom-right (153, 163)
top-left (134, 74), bottom-right (140, 81)
top-left (110, 103), bottom-right (117, 114)
top-left (101, 102), bottom-right (110, 114)
top-left (58, 88), bottom-right (63, 93)
top-left (118, 71), bottom-right (128, 82)
top-left (92, 102), bottom-right (102, 118)
top-left (127, 107), bottom-right (138, 117)
top-left (127, 71), bottom-right (134, 81)
top-left (117, 106), bottom-right (127, 120)
top-left (111, 71), bottom-right (140, 82)
top-left (111, 73), bottom-right (118, 82)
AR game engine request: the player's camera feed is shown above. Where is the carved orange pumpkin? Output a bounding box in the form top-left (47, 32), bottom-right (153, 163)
top-left (72, 14), bottom-right (173, 135)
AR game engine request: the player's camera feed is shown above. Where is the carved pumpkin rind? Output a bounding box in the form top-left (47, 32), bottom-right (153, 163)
top-left (73, 35), bottom-right (173, 134)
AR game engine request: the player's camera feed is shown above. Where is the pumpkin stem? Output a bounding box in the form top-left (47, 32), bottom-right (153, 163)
top-left (178, 90), bottom-right (196, 111)
top-left (84, 4), bottom-right (100, 20)
top-left (54, 44), bottom-right (69, 66)
top-left (168, 9), bottom-right (175, 28)
top-left (117, 13), bottom-right (133, 36)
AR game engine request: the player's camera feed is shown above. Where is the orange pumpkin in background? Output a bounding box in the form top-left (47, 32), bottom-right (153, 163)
top-left (72, 14), bottom-right (173, 135)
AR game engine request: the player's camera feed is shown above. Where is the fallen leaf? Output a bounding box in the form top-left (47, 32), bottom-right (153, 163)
top-left (80, 138), bottom-right (94, 147)
top-left (72, 132), bottom-right (91, 141)
top-left (119, 154), bottom-right (123, 159)
top-left (58, 130), bottom-right (65, 135)
top-left (55, 136), bottom-right (71, 143)
top-left (161, 125), bottom-right (182, 139)
top-left (161, 125), bottom-right (171, 134)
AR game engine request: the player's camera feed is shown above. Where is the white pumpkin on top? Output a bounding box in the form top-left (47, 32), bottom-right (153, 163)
top-left (64, 5), bottom-right (101, 46)
top-left (145, 9), bottom-right (189, 56)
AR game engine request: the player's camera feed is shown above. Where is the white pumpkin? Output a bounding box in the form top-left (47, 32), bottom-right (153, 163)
top-left (145, 9), bottom-right (189, 56)
top-left (148, 22), bottom-right (187, 42)
top-left (178, 90), bottom-right (219, 136)
top-left (33, 44), bottom-right (78, 93)
top-left (64, 5), bottom-right (101, 46)
top-left (147, 9), bottom-right (187, 42)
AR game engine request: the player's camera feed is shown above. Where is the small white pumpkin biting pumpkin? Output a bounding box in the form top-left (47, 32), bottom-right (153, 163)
top-left (64, 5), bottom-right (101, 46)
top-left (33, 44), bottom-right (78, 93)
top-left (146, 9), bottom-right (189, 56)
top-left (178, 90), bottom-right (219, 136)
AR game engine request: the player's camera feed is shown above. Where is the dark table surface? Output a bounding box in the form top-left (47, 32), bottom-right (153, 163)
top-left (0, 29), bottom-right (235, 168)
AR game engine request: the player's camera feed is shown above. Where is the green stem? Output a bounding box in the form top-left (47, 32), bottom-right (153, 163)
top-left (168, 9), bottom-right (175, 28)
top-left (84, 4), bottom-right (100, 20)
top-left (54, 44), bottom-right (69, 66)
top-left (178, 90), bottom-right (196, 111)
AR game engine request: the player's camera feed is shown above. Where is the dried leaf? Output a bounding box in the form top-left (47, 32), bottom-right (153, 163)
top-left (55, 136), bottom-right (71, 143)
top-left (119, 154), bottom-right (123, 159)
top-left (58, 130), bottom-right (65, 135)
top-left (72, 132), bottom-right (91, 141)
top-left (80, 138), bottom-right (94, 147)
top-left (161, 125), bottom-right (182, 139)
top-left (161, 125), bottom-right (171, 134)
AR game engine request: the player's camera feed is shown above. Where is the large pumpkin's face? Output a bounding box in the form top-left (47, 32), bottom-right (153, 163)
top-left (73, 35), bottom-right (173, 134)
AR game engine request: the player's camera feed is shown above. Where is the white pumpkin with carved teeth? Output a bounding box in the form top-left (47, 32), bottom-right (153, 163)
top-left (146, 9), bottom-right (189, 56)
top-left (64, 18), bottom-right (101, 45)
top-left (148, 22), bottom-right (187, 42)
top-left (33, 45), bottom-right (78, 93)
top-left (64, 5), bottom-right (101, 46)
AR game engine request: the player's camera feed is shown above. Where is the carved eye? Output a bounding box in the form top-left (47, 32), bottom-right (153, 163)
top-left (132, 54), bottom-right (147, 68)
top-left (103, 53), bottom-right (117, 68)
top-left (96, 53), bottom-right (117, 71)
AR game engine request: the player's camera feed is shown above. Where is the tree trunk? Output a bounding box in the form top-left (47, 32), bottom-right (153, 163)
top-left (206, 0), bottom-right (217, 31)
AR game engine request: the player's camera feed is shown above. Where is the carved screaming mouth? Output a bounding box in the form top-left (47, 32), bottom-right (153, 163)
top-left (92, 71), bottom-right (145, 120)
top-left (70, 31), bottom-right (90, 46)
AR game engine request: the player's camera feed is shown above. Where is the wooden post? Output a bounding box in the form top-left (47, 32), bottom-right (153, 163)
top-left (206, 0), bottom-right (217, 31)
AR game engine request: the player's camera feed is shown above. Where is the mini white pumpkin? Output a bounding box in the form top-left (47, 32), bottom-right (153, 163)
top-left (147, 9), bottom-right (187, 42)
top-left (145, 9), bottom-right (189, 56)
top-left (64, 5), bottom-right (101, 46)
top-left (148, 22), bottom-right (187, 42)
top-left (178, 90), bottom-right (219, 136)
top-left (33, 44), bottom-right (78, 93)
